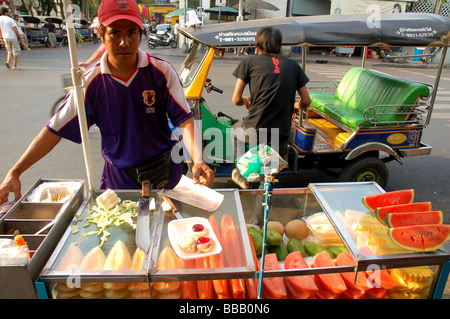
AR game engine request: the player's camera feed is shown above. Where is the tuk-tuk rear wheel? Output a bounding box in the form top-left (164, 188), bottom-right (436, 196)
top-left (339, 156), bottom-right (388, 188)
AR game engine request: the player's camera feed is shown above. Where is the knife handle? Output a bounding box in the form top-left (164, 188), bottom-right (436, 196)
top-left (142, 180), bottom-right (151, 198)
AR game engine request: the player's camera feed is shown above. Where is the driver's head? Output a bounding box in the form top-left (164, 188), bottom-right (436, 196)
top-left (255, 27), bottom-right (282, 55)
top-left (98, 0), bottom-right (143, 30)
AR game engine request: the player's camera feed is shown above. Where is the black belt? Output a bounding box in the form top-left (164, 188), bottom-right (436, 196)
top-left (124, 150), bottom-right (173, 189)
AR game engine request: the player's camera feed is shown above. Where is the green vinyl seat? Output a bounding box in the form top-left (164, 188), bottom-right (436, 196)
top-left (309, 67), bottom-right (430, 131)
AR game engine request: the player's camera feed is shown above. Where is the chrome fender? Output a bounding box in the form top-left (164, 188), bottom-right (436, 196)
top-left (345, 142), bottom-right (402, 164)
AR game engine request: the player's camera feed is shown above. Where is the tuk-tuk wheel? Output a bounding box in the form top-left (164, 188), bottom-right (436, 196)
top-left (339, 156), bottom-right (388, 188)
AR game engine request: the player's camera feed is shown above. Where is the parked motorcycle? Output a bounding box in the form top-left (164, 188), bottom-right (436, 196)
top-left (147, 30), bottom-right (177, 49)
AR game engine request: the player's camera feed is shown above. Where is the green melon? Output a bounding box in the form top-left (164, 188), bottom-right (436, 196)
top-left (385, 211), bottom-right (443, 228)
top-left (388, 224), bottom-right (450, 252)
top-left (363, 189), bottom-right (414, 212)
top-left (375, 202), bottom-right (432, 225)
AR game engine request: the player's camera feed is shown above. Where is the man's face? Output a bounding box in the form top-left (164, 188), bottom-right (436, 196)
top-left (102, 19), bottom-right (141, 68)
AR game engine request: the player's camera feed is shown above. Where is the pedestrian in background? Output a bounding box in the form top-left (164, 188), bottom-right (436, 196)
top-left (174, 19), bottom-right (179, 44)
top-left (13, 14), bottom-right (30, 50)
top-left (0, 7), bottom-right (25, 69)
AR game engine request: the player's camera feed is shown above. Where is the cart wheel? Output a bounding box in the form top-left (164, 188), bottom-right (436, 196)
top-left (339, 156), bottom-right (388, 188)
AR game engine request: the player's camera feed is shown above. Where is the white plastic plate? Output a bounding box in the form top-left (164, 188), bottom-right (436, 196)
top-left (168, 217), bottom-right (222, 260)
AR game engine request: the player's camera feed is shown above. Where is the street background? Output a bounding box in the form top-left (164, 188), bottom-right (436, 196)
top-left (1, 40), bottom-right (449, 297)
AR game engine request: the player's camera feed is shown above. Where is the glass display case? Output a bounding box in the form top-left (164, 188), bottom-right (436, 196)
top-left (38, 183), bottom-right (450, 299)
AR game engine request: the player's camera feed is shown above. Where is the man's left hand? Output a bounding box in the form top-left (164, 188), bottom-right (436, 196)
top-left (191, 162), bottom-right (215, 188)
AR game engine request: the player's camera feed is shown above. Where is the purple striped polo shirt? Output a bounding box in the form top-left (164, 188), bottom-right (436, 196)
top-left (47, 49), bottom-right (192, 189)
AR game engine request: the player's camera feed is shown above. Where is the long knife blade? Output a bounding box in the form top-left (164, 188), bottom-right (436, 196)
top-left (136, 180), bottom-right (152, 253)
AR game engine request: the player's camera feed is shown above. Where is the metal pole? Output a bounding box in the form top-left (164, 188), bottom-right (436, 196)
top-left (257, 180), bottom-right (272, 299)
top-left (426, 46), bottom-right (447, 126)
top-left (62, 0), bottom-right (96, 192)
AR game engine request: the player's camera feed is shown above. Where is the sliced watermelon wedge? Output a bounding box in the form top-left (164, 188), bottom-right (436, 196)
top-left (388, 224), bottom-right (450, 252)
top-left (385, 211), bottom-right (443, 228)
top-left (258, 254), bottom-right (287, 299)
top-left (375, 202), bottom-right (432, 224)
top-left (363, 189), bottom-right (414, 212)
top-left (284, 251), bottom-right (318, 294)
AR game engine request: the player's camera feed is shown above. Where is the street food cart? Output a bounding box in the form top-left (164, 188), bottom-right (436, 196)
top-left (1, 12), bottom-right (449, 300)
top-left (32, 182), bottom-right (449, 299)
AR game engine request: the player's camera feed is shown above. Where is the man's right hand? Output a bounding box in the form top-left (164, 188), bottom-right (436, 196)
top-left (0, 172), bottom-right (22, 205)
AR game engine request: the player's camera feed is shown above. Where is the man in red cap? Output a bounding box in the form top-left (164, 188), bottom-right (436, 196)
top-left (0, 0), bottom-right (214, 203)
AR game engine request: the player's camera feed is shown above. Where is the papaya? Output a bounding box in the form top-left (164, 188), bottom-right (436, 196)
top-left (334, 252), bottom-right (372, 291)
top-left (179, 257), bottom-right (199, 299)
top-left (221, 214), bottom-right (246, 299)
top-left (313, 251), bottom-right (347, 295)
top-left (209, 215), bottom-right (231, 299)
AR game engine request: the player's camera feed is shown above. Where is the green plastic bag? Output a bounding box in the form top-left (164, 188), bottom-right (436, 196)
top-left (236, 145), bottom-right (288, 180)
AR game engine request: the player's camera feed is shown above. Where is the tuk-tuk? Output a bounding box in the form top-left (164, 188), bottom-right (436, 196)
top-left (177, 13), bottom-right (450, 188)
top-left (21, 16), bottom-right (48, 47)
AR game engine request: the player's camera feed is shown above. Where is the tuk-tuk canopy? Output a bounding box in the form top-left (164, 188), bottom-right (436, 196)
top-left (179, 13), bottom-right (450, 48)
top-left (21, 16), bottom-right (43, 25)
top-left (45, 17), bottom-right (64, 25)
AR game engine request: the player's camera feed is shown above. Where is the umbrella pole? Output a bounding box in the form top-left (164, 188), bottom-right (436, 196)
top-left (63, 0), bottom-right (96, 192)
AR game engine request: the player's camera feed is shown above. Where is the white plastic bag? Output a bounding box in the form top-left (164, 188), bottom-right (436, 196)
top-left (26, 181), bottom-right (82, 203)
top-left (159, 175), bottom-right (224, 212)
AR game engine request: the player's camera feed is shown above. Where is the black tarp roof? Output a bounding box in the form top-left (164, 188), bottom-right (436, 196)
top-left (179, 13), bottom-right (450, 48)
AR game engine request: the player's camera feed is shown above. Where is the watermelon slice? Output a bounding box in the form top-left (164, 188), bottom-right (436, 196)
top-left (313, 251), bottom-right (347, 295)
top-left (284, 251), bottom-right (318, 295)
top-left (363, 189), bottom-right (414, 212)
top-left (334, 252), bottom-right (372, 291)
top-left (258, 254), bottom-right (287, 299)
top-left (375, 202), bottom-right (432, 224)
top-left (388, 224), bottom-right (450, 252)
top-left (385, 211), bottom-right (443, 228)
top-left (284, 279), bottom-right (314, 299)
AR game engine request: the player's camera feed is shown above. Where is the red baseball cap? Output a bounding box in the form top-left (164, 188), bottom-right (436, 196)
top-left (98, 0), bottom-right (143, 29)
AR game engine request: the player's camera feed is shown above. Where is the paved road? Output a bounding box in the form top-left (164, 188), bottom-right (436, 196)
top-left (1, 42), bottom-right (450, 220)
top-left (1, 40), bottom-right (450, 297)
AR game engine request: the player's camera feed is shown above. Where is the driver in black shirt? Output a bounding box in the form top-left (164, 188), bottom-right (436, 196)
top-left (231, 26), bottom-right (311, 188)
